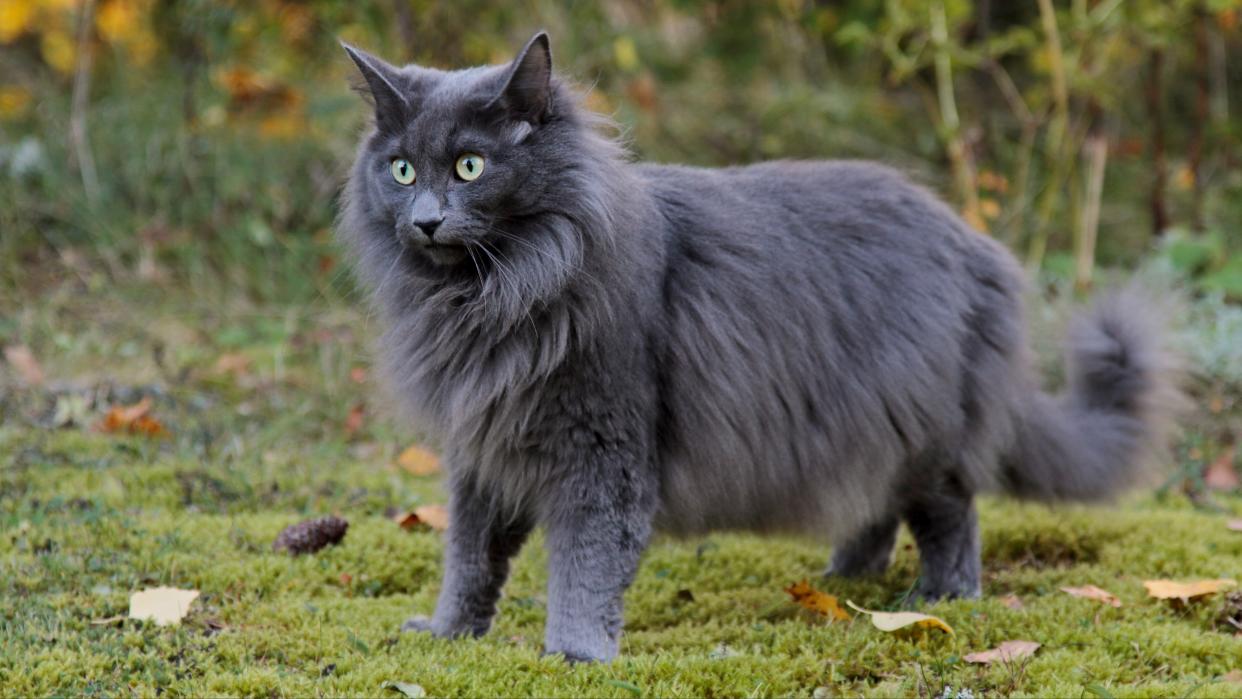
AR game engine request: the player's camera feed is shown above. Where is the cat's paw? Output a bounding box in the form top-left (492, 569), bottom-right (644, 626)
top-left (400, 615), bottom-right (433, 633)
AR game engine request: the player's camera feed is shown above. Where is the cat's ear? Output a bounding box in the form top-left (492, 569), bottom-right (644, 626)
top-left (491, 32), bottom-right (552, 124)
top-left (341, 42), bottom-right (410, 133)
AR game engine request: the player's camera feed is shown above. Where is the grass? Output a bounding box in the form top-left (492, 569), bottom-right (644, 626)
top-left (3, 280), bottom-right (1242, 698)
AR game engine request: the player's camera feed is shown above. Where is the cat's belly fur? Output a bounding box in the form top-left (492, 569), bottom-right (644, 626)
top-left (641, 160), bottom-right (1027, 539)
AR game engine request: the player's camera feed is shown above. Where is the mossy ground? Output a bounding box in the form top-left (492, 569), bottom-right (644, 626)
top-left (3, 283), bottom-right (1241, 698)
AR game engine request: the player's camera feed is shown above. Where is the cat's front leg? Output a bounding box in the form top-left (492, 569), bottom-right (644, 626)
top-left (403, 473), bottom-right (532, 638)
top-left (541, 449), bottom-right (657, 663)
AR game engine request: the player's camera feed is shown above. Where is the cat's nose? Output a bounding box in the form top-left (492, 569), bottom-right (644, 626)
top-left (413, 217), bottom-right (444, 239)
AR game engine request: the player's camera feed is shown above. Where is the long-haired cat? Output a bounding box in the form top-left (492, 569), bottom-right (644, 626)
top-left (338, 32), bottom-right (1177, 662)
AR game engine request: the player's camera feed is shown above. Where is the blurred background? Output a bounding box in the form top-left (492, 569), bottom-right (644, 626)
top-left (2, 1), bottom-right (1242, 487)
top-left (4, 0), bottom-right (1242, 299)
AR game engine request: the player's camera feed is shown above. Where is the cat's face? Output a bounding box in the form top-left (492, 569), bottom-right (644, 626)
top-left (344, 34), bottom-right (571, 273)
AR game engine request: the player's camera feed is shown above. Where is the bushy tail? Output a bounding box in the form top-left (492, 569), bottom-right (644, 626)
top-left (1002, 290), bottom-right (1183, 501)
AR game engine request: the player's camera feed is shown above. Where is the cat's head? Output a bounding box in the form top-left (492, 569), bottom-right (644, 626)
top-left (340, 33), bottom-right (621, 306)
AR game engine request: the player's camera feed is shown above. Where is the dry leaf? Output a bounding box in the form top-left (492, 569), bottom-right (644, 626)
top-left (1222, 669), bottom-right (1242, 684)
top-left (964, 640), bottom-right (1040, 664)
top-left (98, 397), bottom-right (168, 437)
top-left (128, 587), bottom-right (200, 626)
top-left (4, 345), bottom-right (44, 385)
top-left (785, 580), bottom-right (850, 621)
top-left (349, 367), bottom-right (367, 384)
top-left (1205, 446), bottom-right (1239, 491)
top-left (213, 352), bottom-right (251, 377)
top-left (1227, 519), bottom-right (1242, 533)
top-left (393, 505), bottom-right (449, 532)
top-left (1143, 578), bottom-right (1237, 602)
top-left (999, 594), bottom-right (1025, 610)
top-left (845, 600), bottom-right (953, 635)
top-left (343, 403), bottom-right (366, 439)
top-left (396, 445), bottom-right (441, 477)
top-left (1060, 585), bottom-right (1122, 608)
top-left (89, 614), bottom-right (126, 626)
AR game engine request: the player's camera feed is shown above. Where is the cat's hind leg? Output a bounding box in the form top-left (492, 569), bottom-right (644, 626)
top-left (903, 475), bottom-right (981, 601)
top-left (825, 516), bottom-right (899, 578)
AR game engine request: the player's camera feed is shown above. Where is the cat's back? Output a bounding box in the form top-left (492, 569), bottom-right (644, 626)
top-left (637, 158), bottom-right (1027, 536)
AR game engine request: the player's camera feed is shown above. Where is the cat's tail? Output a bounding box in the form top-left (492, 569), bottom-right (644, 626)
top-left (1000, 289), bottom-right (1183, 501)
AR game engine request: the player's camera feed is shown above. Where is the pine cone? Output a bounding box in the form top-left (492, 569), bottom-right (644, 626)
top-left (272, 516), bottom-right (349, 555)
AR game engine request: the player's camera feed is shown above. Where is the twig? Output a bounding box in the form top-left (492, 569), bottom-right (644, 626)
top-left (69, 0), bottom-right (99, 203)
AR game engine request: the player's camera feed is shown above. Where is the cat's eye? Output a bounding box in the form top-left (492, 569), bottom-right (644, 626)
top-left (391, 158), bottom-right (416, 186)
top-left (455, 153), bottom-right (485, 181)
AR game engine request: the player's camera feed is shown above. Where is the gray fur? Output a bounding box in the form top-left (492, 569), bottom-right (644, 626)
top-left (338, 33), bottom-right (1179, 662)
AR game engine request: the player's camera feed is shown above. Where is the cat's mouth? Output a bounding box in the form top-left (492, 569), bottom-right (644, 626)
top-left (421, 243), bottom-right (469, 266)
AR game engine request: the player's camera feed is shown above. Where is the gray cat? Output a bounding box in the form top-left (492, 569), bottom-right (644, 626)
top-left (338, 32), bottom-right (1178, 662)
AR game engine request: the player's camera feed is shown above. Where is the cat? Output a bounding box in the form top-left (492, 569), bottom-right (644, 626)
top-left (338, 32), bottom-right (1178, 662)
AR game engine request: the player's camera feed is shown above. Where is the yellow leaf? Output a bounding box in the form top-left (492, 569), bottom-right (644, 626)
top-left (964, 640), bottom-right (1040, 664)
top-left (96, 0), bottom-right (140, 45)
top-left (1060, 584), bottom-right (1122, 608)
top-left (396, 445), bottom-right (441, 477)
top-left (784, 580), bottom-right (850, 621)
top-left (40, 29), bottom-right (75, 75)
top-left (613, 36), bottom-right (639, 73)
top-left (845, 600), bottom-right (954, 635)
top-left (128, 587), bottom-right (200, 626)
top-left (0, 85), bottom-right (32, 118)
top-left (0, 2), bottom-right (34, 44)
top-left (1143, 579), bottom-right (1237, 602)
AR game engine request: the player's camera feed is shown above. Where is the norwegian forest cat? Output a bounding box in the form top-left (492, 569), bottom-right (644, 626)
top-left (338, 33), bottom-right (1177, 662)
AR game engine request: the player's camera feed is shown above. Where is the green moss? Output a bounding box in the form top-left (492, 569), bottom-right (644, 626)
top-left (2, 289), bottom-right (1241, 697)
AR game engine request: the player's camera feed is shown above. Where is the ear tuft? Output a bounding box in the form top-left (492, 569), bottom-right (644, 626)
top-left (493, 32), bottom-right (553, 123)
top-left (341, 41), bottom-right (410, 132)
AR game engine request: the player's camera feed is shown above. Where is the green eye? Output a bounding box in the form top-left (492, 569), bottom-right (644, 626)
top-left (391, 158), bottom-right (416, 185)
top-left (455, 153), bottom-right (485, 181)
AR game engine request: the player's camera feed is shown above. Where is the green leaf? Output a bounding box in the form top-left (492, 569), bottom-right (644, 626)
top-left (1083, 683), bottom-right (1116, 699)
top-left (383, 681), bottom-right (427, 698)
top-left (605, 679), bottom-right (642, 697)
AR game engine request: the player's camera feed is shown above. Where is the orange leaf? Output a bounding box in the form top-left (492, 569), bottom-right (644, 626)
top-left (1143, 579), bottom-right (1237, 602)
top-left (396, 445), bottom-right (441, 477)
top-left (349, 366), bottom-right (367, 384)
top-left (964, 640), bottom-right (1040, 665)
top-left (344, 403), bottom-right (365, 439)
top-left (784, 580), bottom-right (849, 621)
top-left (1060, 584), bottom-right (1122, 608)
top-left (98, 397), bottom-right (166, 437)
top-left (393, 505), bottom-right (450, 532)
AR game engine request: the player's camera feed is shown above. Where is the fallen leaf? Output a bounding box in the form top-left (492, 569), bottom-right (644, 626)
top-left (4, 345), bottom-right (44, 385)
top-left (1205, 446), bottom-right (1239, 491)
top-left (1144, 578), bottom-right (1237, 602)
top-left (393, 505), bottom-right (449, 532)
top-left (396, 445), bottom-right (441, 477)
top-left (785, 580), bottom-right (850, 621)
top-left (98, 397), bottom-right (168, 437)
top-left (1227, 519), bottom-right (1242, 533)
top-left (964, 640), bottom-right (1040, 664)
top-left (1222, 669), bottom-right (1242, 684)
top-left (339, 572), bottom-right (353, 587)
top-left (344, 403), bottom-right (366, 439)
top-left (999, 594), bottom-right (1025, 610)
top-left (212, 352), bottom-right (251, 377)
top-left (1060, 585), bottom-right (1122, 608)
top-left (349, 367), bottom-right (368, 384)
top-left (604, 679), bottom-right (642, 697)
top-left (89, 615), bottom-right (126, 626)
top-left (128, 587), bottom-right (200, 626)
top-left (382, 681), bottom-right (427, 698)
top-left (845, 600), bottom-right (953, 635)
